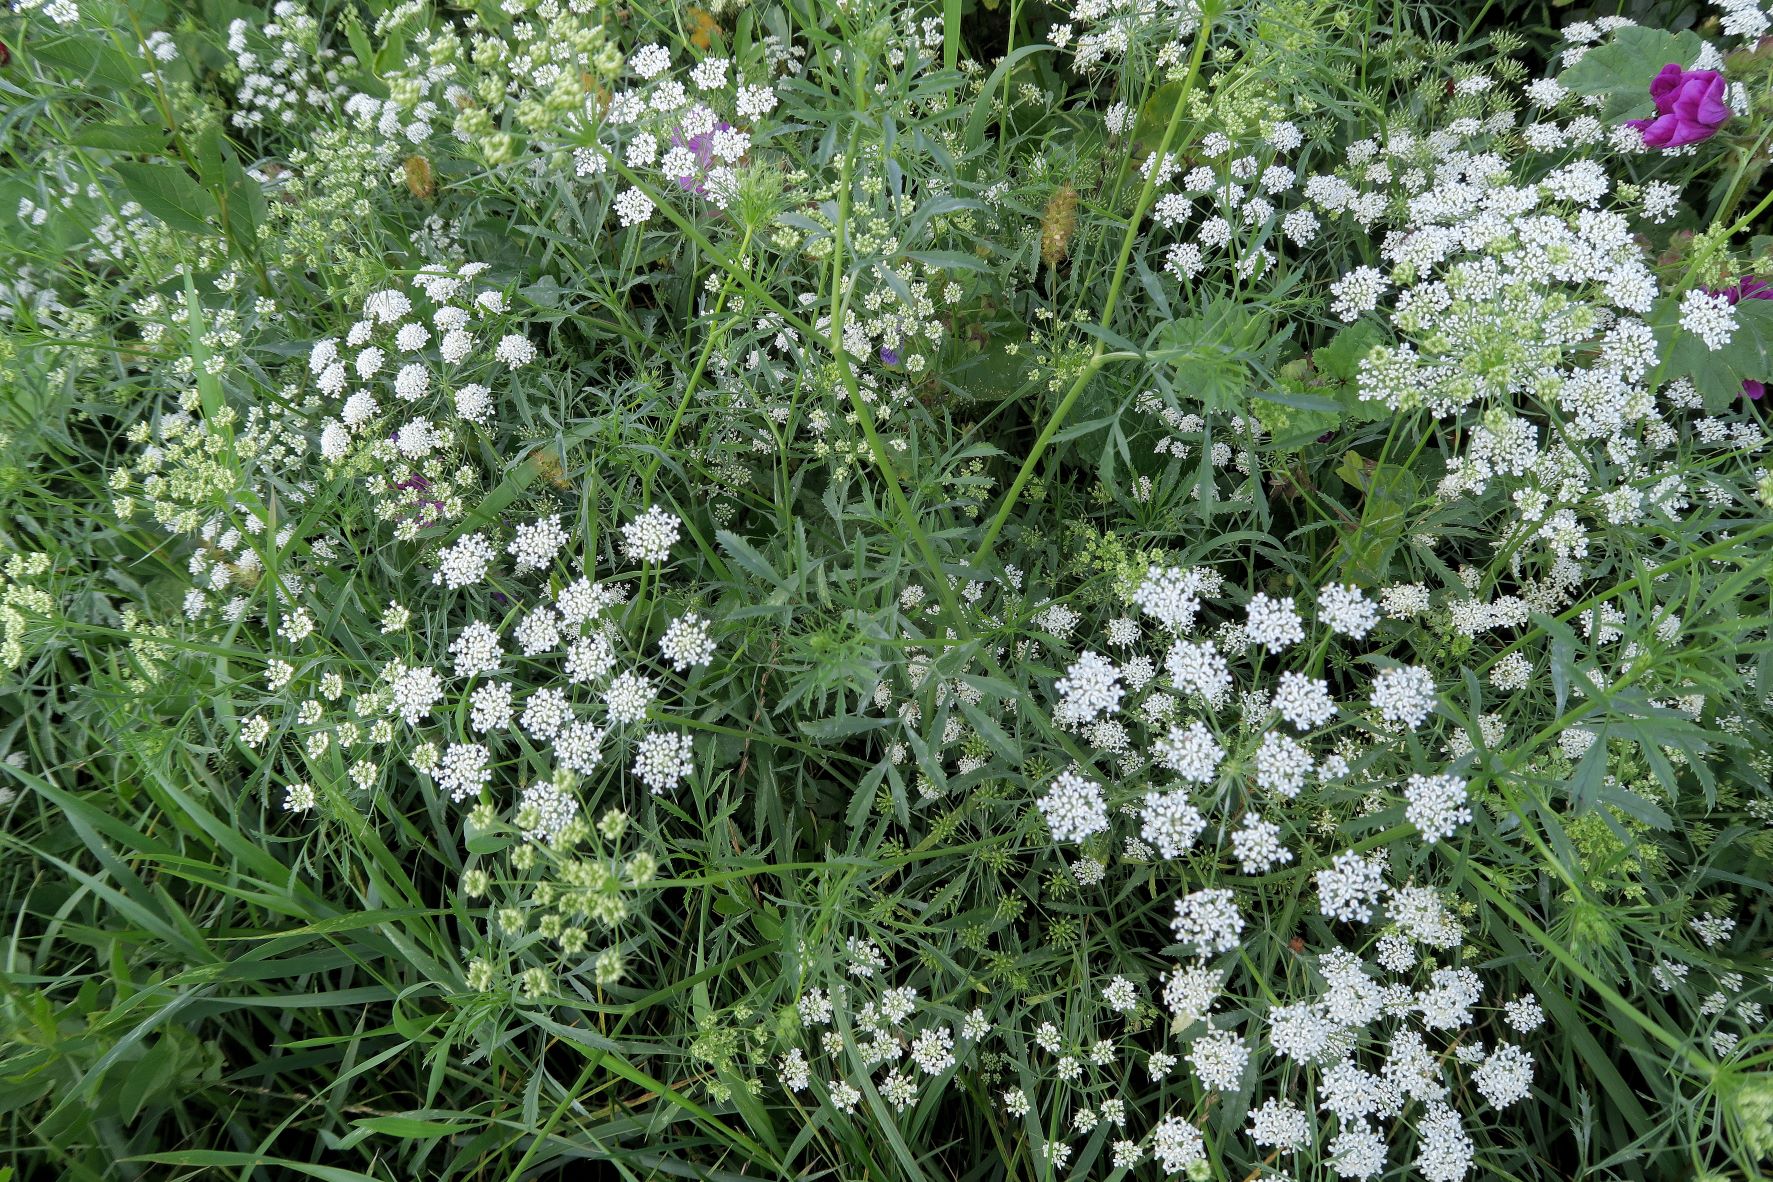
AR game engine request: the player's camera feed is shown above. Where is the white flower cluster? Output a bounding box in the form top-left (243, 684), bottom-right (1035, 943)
top-left (1132, 393), bottom-right (1272, 507)
top-left (1317, 135), bottom-right (1662, 422)
top-left (724, 263), bottom-right (954, 476)
top-left (1298, 85), bottom-right (1771, 576)
top-left (1130, 944), bottom-right (1537, 1179)
top-left (782, 939), bottom-right (993, 1116)
top-left (1651, 952), bottom-right (1773, 1061)
top-left (364, 7), bottom-right (798, 220)
top-left (1143, 122), bottom-right (1311, 285)
top-left (0, 552), bottom-right (57, 673)
top-left (1029, 566), bottom-right (1463, 883)
top-left (1050, 0), bottom-right (1204, 72)
top-left (310, 263), bottom-right (534, 539)
top-left (864, 559), bottom-right (1495, 893)
top-left (591, 42), bottom-right (777, 215)
top-left (908, 924), bottom-right (1541, 1178)
top-left (110, 357), bottom-right (330, 635)
top-left (224, 3), bottom-right (355, 133)
top-left (416, 516), bottom-right (710, 801)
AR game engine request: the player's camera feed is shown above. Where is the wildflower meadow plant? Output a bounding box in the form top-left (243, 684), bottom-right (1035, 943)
top-left (2, 0), bottom-right (1772, 1178)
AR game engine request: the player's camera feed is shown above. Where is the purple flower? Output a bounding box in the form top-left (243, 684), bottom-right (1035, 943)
top-left (1720, 276), bottom-right (1773, 306)
top-left (391, 466), bottom-right (445, 528)
top-left (1626, 63), bottom-right (1729, 149)
top-left (671, 121), bottom-right (732, 195)
top-left (879, 346), bottom-right (901, 366)
top-left (1715, 276), bottom-right (1771, 400)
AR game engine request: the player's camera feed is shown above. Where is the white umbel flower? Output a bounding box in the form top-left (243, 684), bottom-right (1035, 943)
top-left (1038, 770), bottom-right (1109, 842)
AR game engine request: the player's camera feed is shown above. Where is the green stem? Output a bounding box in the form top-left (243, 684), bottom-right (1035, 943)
top-left (1470, 866), bottom-right (1716, 1077)
top-left (591, 88), bottom-right (1100, 776)
top-left (973, 17), bottom-right (1214, 565)
top-left (1475, 519), bottom-right (1773, 676)
top-left (642, 225), bottom-right (755, 497)
top-left (1678, 185), bottom-right (1773, 295)
top-left (1711, 122), bottom-right (1773, 231)
top-left (821, 92), bottom-right (981, 648)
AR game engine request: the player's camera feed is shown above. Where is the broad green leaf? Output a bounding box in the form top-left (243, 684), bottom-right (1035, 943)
top-left (344, 1114), bottom-right (477, 1142)
top-left (1558, 26), bottom-right (1707, 120)
top-left (25, 34), bottom-right (142, 90)
top-left (113, 162), bottom-right (218, 236)
top-left (1336, 451), bottom-right (1420, 583)
top-left (1153, 299), bottom-right (1280, 415)
top-left (221, 145), bottom-right (267, 242)
top-left (963, 44), bottom-right (1048, 153)
top-left (70, 123), bottom-right (169, 153)
top-left (1254, 361), bottom-right (1341, 447)
top-left (717, 528), bottom-right (784, 588)
top-left (114, 1037), bottom-right (174, 1124)
top-left (1314, 321), bottom-right (1386, 383)
top-left (1566, 724), bottom-right (1610, 813)
top-left (1652, 293), bottom-right (1773, 411)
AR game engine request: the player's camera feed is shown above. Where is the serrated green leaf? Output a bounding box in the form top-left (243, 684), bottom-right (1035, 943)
top-left (348, 1114), bottom-right (476, 1140)
top-left (717, 529), bottom-right (784, 588)
top-left (25, 35), bottom-right (142, 90)
top-left (1314, 321), bottom-right (1386, 383)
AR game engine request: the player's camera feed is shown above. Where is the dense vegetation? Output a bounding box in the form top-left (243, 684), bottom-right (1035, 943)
top-left (2, 0), bottom-right (1772, 1178)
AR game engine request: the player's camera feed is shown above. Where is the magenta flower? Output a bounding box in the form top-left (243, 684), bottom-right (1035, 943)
top-left (1625, 63), bottom-right (1729, 149)
top-left (1715, 277), bottom-right (1771, 400)
top-left (1721, 276), bottom-right (1773, 305)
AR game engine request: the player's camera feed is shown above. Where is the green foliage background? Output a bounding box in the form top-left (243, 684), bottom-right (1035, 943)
top-left (2, 0), bottom-right (1773, 1179)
